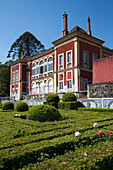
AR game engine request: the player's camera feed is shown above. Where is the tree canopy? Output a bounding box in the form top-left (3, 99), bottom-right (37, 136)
top-left (0, 60), bottom-right (12, 96)
top-left (7, 31), bottom-right (45, 60)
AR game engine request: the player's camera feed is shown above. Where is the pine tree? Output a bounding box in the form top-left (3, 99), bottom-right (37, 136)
top-left (7, 31), bottom-right (45, 60)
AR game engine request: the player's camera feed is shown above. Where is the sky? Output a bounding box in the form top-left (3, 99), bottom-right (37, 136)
top-left (0, 0), bottom-right (113, 64)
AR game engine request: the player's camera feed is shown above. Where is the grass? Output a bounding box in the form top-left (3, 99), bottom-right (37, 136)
top-left (0, 108), bottom-right (113, 169)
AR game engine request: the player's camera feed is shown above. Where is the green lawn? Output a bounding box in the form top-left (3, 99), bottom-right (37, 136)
top-left (0, 109), bottom-right (113, 169)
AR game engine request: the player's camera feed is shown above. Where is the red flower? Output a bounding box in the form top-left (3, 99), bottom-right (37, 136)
top-left (95, 134), bottom-right (100, 136)
top-left (108, 131), bottom-right (112, 134)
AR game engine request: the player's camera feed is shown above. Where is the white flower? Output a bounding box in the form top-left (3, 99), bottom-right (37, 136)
top-left (18, 114), bottom-right (20, 117)
top-left (75, 131), bottom-right (81, 137)
top-left (15, 114), bottom-right (18, 116)
top-left (93, 122), bottom-right (99, 128)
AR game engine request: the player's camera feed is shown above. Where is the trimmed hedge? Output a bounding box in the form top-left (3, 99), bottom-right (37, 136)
top-left (58, 101), bottom-right (85, 110)
top-left (2, 101), bottom-right (14, 110)
top-left (46, 94), bottom-right (60, 108)
top-left (78, 108), bottom-right (113, 112)
top-left (28, 105), bottom-right (61, 122)
top-left (16, 102), bottom-right (28, 112)
top-left (62, 92), bottom-right (77, 102)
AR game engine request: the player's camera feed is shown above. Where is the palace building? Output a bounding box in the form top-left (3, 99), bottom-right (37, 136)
top-left (10, 13), bottom-right (113, 100)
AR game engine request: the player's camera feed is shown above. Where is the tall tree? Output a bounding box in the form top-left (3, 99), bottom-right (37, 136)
top-left (0, 60), bottom-right (12, 96)
top-left (7, 31), bottom-right (45, 60)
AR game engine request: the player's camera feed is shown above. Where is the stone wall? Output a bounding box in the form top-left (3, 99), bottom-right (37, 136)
top-left (88, 82), bottom-right (113, 98)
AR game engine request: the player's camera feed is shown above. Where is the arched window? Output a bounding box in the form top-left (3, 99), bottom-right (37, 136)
top-left (39, 81), bottom-right (44, 94)
top-left (48, 79), bottom-right (53, 93)
top-left (39, 60), bottom-right (44, 74)
top-left (48, 57), bottom-right (53, 72)
top-left (31, 83), bottom-right (36, 94)
top-left (32, 63), bottom-right (36, 76)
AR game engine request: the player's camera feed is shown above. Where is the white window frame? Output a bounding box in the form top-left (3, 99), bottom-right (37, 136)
top-left (39, 60), bottom-right (44, 74)
top-left (67, 79), bottom-right (72, 89)
top-left (83, 51), bottom-right (89, 68)
top-left (32, 62), bottom-right (36, 76)
top-left (48, 79), bottom-right (53, 93)
top-left (59, 81), bottom-right (63, 90)
top-left (16, 70), bottom-right (18, 82)
top-left (66, 50), bottom-right (72, 68)
top-left (58, 53), bottom-right (64, 70)
top-left (48, 56), bottom-right (53, 72)
top-left (16, 88), bottom-right (18, 94)
top-left (13, 72), bottom-right (15, 82)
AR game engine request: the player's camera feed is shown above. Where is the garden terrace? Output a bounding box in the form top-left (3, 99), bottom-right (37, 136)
top-left (0, 109), bottom-right (113, 169)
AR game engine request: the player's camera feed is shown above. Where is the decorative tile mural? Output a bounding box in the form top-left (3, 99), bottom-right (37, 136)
top-left (78, 98), bottom-right (113, 108)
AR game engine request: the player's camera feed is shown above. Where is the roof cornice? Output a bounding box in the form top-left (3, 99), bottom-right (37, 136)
top-left (52, 30), bottom-right (105, 46)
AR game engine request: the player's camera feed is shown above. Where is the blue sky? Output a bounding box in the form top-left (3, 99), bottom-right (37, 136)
top-left (0, 0), bottom-right (113, 64)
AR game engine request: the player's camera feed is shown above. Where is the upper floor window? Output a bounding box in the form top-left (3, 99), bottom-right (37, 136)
top-left (13, 72), bottom-right (15, 82)
top-left (67, 51), bottom-right (72, 68)
top-left (32, 63), bottom-right (36, 76)
top-left (83, 51), bottom-right (89, 68)
top-left (16, 71), bottom-right (18, 81)
top-left (39, 60), bottom-right (44, 74)
top-left (48, 57), bottom-right (53, 72)
top-left (92, 53), bottom-right (97, 63)
top-left (59, 54), bottom-right (63, 70)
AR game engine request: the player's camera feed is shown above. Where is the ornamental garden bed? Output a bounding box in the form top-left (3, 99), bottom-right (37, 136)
top-left (0, 109), bottom-right (113, 169)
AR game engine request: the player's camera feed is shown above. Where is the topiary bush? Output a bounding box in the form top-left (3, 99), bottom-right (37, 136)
top-left (46, 94), bottom-right (60, 108)
top-left (16, 101), bottom-right (28, 112)
top-left (58, 101), bottom-right (85, 110)
top-left (62, 92), bottom-right (77, 102)
top-left (28, 105), bottom-right (61, 122)
top-left (2, 101), bottom-right (14, 110)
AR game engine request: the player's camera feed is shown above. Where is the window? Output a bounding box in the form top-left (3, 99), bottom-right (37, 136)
top-left (13, 72), bottom-right (15, 82)
top-left (48, 79), bottom-right (53, 92)
top-left (37, 67), bottom-right (40, 74)
top-left (16, 71), bottom-right (18, 81)
top-left (40, 81), bottom-right (44, 94)
top-left (16, 88), bottom-right (18, 94)
top-left (83, 51), bottom-right (89, 68)
top-left (32, 63), bottom-right (36, 76)
top-left (48, 57), bottom-right (53, 72)
top-left (44, 65), bottom-right (47, 72)
top-left (27, 84), bottom-right (29, 95)
top-left (39, 60), bottom-right (44, 74)
top-left (67, 80), bottom-right (72, 89)
top-left (92, 53), bottom-right (97, 62)
top-left (32, 83), bottom-right (36, 94)
top-left (26, 72), bottom-right (29, 81)
top-left (36, 86), bottom-right (39, 94)
top-left (45, 58), bottom-right (47, 62)
top-left (59, 54), bottom-right (63, 70)
top-left (27, 64), bottom-right (29, 69)
top-left (67, 51), bottom-right (72, 68)
top-left (59, 81), bottom-right (63, 90)
top-left (80, 78), bottom-right (88, 90)
top-left (12, 89), bottom-right (14, 94)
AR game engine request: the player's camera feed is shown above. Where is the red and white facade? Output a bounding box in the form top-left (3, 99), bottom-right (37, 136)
top-left (10, 13), bottom-right (113, 100)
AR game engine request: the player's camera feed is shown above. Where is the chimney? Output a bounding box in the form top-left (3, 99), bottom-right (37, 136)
top-left (62, 12), bottom-right (68, 37)
top-left (87, 17), bottom-right (91, 36)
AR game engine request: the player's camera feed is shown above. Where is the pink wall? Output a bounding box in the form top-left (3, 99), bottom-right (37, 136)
top-left (93, 56), bottom-right (113, 84)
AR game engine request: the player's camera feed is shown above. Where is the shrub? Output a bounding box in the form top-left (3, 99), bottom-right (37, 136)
top-left (2, 101), bottom-right (14, 110)
top-left (58, 101), bottom-right (85, 110)
top-left (16, 102), bottom-right (28, 112)
top-left (62, 92), bottom-right (77, 102)
top-left (28, 105), bottom-right (61, 122)
top-left (46, 94), bottom-right (60, 108)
